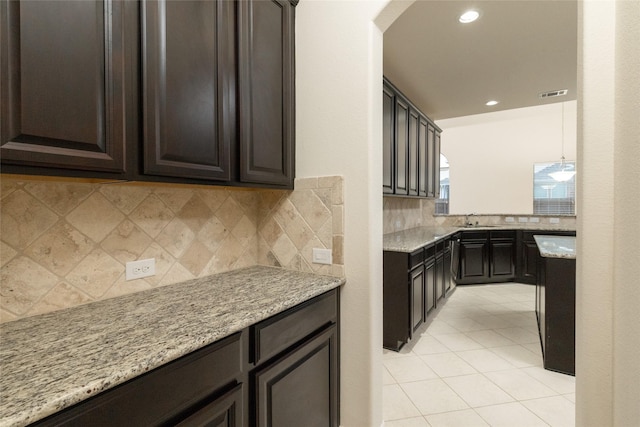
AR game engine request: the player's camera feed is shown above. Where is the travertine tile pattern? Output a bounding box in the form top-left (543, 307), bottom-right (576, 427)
top-left (258, 176), bottom-right (344, 277)
top-left (0, 176), bottom-right (344, 322)
top-left (0, 266), bottom-right (344, 427)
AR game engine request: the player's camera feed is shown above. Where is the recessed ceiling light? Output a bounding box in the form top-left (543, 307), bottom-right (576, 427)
top-left (459, 10), bottom-right (480, 23)
top-left (486, 100), bottom-right (499, 106)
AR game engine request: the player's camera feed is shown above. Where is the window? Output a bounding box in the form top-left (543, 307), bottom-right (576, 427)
top-left (533, 161), bottom-right (576, 215)
top-left (436, 154), bottom-right (449, 214)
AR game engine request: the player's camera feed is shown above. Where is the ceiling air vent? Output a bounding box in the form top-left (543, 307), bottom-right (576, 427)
top-left (539, 89), bottom-right (568, 99)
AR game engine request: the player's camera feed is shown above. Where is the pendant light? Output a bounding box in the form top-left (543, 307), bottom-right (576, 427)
top-left (549, 102), bottom-right (576, 182)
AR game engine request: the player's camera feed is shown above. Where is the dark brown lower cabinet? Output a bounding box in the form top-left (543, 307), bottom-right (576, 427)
top-left (32, 333), bottom-right (244, 426)
top-left (536, 256), bottom-right (576, 376)
top-left (31, 290), bottom-right (339, 426)
top-left (517, 230), bottom-right (576, 284)
top-left (253, 325), bottom-right (338, 427)
top-left (383, 240), bottom-right (451, 351)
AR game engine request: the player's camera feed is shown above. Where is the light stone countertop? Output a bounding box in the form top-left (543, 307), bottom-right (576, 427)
top-left (383, 225), bottom-right (576, 253)
top-left (534, 235), bottom-right (577, 259)
top-left (0, 266), bottom-right (344, 427)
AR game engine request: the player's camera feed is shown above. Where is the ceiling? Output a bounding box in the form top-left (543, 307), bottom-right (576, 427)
top-left (383, 0), bottom-right (578, 121)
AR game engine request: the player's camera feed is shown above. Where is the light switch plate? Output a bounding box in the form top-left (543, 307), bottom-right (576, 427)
top-left (505, 217), bottom-right (515, 223)
top-left (312, 248), bottom-right (332, 265)
top-left (549, 217), bottom-right (560, 224)
top-left (529, 217), bottom-right (540, 223)
top-left (518, 217), bottom-right (529, 223)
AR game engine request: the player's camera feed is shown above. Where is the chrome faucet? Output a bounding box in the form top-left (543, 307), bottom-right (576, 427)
top-left (464, 213), bottom-right (478, 227)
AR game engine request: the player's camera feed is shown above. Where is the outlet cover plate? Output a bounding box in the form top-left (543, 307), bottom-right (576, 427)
top-left (126, 258), bottom-right (156, 280)
top-left (312, 248), bottom-right (332, 265)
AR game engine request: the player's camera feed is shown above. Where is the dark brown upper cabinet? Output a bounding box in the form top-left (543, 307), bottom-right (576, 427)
top-left (383, 77), bottom-right (441, 199)
top-left (142, 0), bottom-right (234, 181)
top-left (382, 83), bottom-right (395, 194)
top-left (408, 108), bottom-right (419, 196)
top-left (394, 95), bottom-right (409, 196)
top-left (238, 0), bottom-right (295, 187)
top-left (0, 0), bottom-right (136, 176)
top-left (418, 116), bottom-right (428, 197)
top-left (1, 0), bottom-right (296, 190)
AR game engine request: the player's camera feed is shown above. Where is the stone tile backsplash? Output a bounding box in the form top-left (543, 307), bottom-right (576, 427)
top-left (383, 195), bottom-right (576, 234)
top-left (0, 176), bottom-right (344, 322)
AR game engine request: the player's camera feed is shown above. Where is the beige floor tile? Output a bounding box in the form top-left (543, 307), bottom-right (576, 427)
top-left (484, 369), bottom-right (558, 400)
top-left (384, 384), bottom-right (422, 421)
top-left (443, 374), bottom-right (515, 408)
top-left (431, 333), bottom-right (484, 352)
top-left (520, 367), bottom-right (576, 395)
top-left (419, 352), bottom-right (478, 378)
top-left (425, 409), bottom-right (489, 427)
top-left (521, 395), bottom-right (576, 427)
top-left (463, 329), bottom-right (517, 348)
top-left (401, 379), bottom-right (469, 415)
top-left (475, 402), bottom-right (549, 426)
top-left (385, 355), bottom-right (439, 383)
top-left (456, 348), bottom-right (516, 372)
top-left (412, 334), bottom-right (451, 355)
top-left (494, 327), bottom-right (540, 344)
top-left (489, 345), bottom-right (543, 368)
top-left (384, 416), bottom-right (431, 427)
top-left (383, 366), bottom-right (397, 385)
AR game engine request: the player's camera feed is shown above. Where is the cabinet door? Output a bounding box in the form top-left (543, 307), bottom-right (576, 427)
top-left (490, 240), bottom-right (516, 279)
top-left (433, 130), bottom-right (441, 198)
top-left (142, 0), bottom-right (233, 181)
top-left (254, 325), bottom-right (338, 427)
top-left (435, 255), bottom-right (445, 302)
top-left (424, 260), bottom-right (435, 315)
top-left (1, 0), bottom-right (133, 174)
top-left (522, 240), bottom-right (540, 284)
top-left (460, 241), bottom-right (489, 281)
top-left (426, 125), bottom-right (436, 197)
top-left (238, 0), bottom-right (295, 187)
top-left (418, 117), bottom-right (429, 197)
top-left (382, 83), bottom-right (395, 194)
top-left (408, 109), bottom-right (419, 196)
top-left (410, 266), bottom-right (424, 333)
top-left (443, 248), bottom-right (452, 295)
top-left (394, 96), bottom-right (410, 195)
top-left (175, 384), bottom-right (243, 427)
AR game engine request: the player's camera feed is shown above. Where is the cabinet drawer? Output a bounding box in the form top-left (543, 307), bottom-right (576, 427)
top-left (251, 290), bottom-right (338, 365)
top-left (33, 333), bottom-right (243, 426)
top-left (424, 244), bottom-right (436, 260)
top-left (490, 230), bottom-right (516, 240)
top-left (460, 231), bottom-right (488, 241)
top-left (410, 249), bottom-right (424, 269)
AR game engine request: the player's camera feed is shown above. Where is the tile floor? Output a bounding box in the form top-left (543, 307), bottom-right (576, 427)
top-left (383, 283), bottom-right (576, 427)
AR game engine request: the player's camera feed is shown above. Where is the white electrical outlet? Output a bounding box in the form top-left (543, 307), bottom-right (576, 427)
top-left (549, 217), bottom-right (560, 224)
top-left (529, 217), bottom-right (540, 223)
top-left (312, 248), bottom-right (332, 265)
top-left (126, 258), bottom-right (156, 280)
top-left (518, 217), bottom-right (529, 223)
top-left (505, 216), bottom-right (515, 223)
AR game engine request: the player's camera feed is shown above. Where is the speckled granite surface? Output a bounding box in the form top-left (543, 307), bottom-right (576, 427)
top-left (383, 226), bottom-right (576, 253)
top-left (534, 235), bottom-right (577, 259)
top-left (0, 266), bottom-right (344, 427)
top-left (383, 227), bottom-right (460, 252)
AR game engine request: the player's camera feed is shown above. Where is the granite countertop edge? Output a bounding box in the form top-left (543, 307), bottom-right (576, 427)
top-left (383, 225), bottom-right (577, 253)
top-left (533, 235), bottom-right (577, 259)
top-left (0, 266), bottom-right (345, 427)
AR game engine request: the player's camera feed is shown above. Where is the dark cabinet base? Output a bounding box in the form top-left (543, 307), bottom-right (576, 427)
top-left (536, 257), bottom-right (576, 376)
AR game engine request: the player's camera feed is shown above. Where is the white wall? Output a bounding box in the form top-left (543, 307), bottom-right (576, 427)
top-left (437, 102), bottom-right (577, 215)
top-left (295, 1), bottom-right (411, 425)
top-left (577, 1), bottom-right (640, 425)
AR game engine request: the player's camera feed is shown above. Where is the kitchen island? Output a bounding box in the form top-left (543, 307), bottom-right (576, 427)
top-left (0, 266), bottom-right (344, 427)
top-left (534, 235), bottom-right (576, 375)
